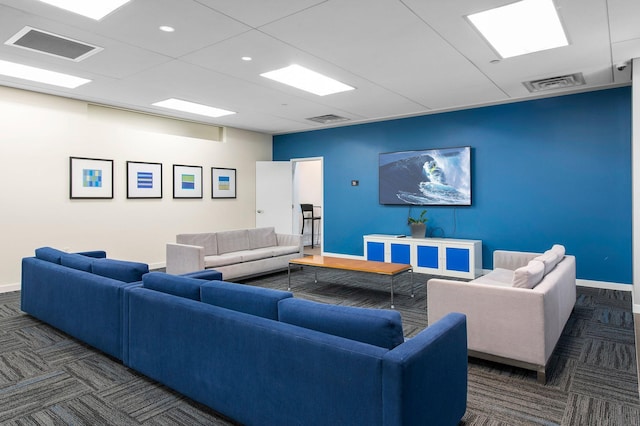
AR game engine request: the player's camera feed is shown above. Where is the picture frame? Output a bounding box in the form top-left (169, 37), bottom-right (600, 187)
top-left (69, 156), bottom-right (114, 199)
top-left (173, 164), bottom-right (203, 199)
top-left (127, 161), bottom-right (162, 199)
top-left (211, 167), bottom-right (237, 199)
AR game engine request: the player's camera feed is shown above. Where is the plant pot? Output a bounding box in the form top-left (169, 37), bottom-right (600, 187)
top-left (409, 223), bottom-right (426, 238)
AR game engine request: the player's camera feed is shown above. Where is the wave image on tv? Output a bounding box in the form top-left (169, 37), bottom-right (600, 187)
top-left (379, 146), bottom-right (471, 206)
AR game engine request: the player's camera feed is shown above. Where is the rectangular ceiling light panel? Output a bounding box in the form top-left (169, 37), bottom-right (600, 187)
top-left (0, 59), bottom-right (91, 88)
top-left (37, 0), bottom-right (131, 20)
top-left (260, 64), bottom-right (355, 96)
top-left (152, 99), bottom-right (236, 118)
top-left (6, 27), bottom-right (103, 62)
top-left (467, 0), bottom-right (568, 58)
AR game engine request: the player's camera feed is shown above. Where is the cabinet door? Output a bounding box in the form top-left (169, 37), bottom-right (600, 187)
top-left (366, 241), bottom-right (385, 262)
top-left (445, 247), bottom-right (470, 273)
top-left (390, 243), bottom-right (411, 264)
top-left (415, 243), bottom-right (440, 273)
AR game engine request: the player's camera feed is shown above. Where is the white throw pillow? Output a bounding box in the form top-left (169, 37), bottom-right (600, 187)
top-left (512, 260), bottom-right (545, 289)
top-left (534, 251), bottom-right (559, 275)
top-left (550, 244), bottom-right (566, 258)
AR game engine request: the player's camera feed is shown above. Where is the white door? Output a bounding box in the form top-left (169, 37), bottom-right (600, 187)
top-left (255, 161), bottom-right (293, 234)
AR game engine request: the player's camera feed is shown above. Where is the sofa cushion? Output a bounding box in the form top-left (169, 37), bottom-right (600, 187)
top-left (60, 253), bottom-right (95, 272)
top-left (471, 268), bottom-right (513, 287)
top-left (177, 233), bottom-right (218, 256)
top-left (92, 258), bottom-right (149, 283)
top-left (248, 227), bottom-right (278, 250)
top-left (512, 260), bottom-right (545, 289)
top-left (217, 230), bottom-right (250, 255)
top-left (278, 298), bottom-right (404, 350)
top-left (204, 253), bottom-right (244, 268)
top-left (35, 246), bottom-right (66, 264)
top-left (534, 251), bottom-right (559, 275)
top-left (270, 245), bottom-right (300, 257)
top-left (143, 272), bottom-right (204, 300)
top-left (200, 281), bottom-right (293, 320)
top-left (237, 248), bottom-right (274, 263)
top-left (550, 244), bottom-right (566, 258)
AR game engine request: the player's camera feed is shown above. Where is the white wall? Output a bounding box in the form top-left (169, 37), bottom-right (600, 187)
top-left (0, 86), bottom-right (271, 289)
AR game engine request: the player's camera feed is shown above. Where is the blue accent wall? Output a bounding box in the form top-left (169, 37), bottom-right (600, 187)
top-left (274, 88), bottom-right (632, 284)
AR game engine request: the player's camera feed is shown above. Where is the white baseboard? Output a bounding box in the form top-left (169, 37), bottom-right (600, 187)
top-left (321, 251), bottom-right (365, 260)
top-left (0, 282), bottom-right (21, 294)
top-left (576, 279), bottom-right (632, 291)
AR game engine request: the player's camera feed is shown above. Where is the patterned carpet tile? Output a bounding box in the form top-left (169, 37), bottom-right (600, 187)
top-left (579, 338), bottom-right (636, 373)
top-left (64, 354), bottom-right (139, 392)
top-left (0, 349), bottom-right (49, 386)
top-left (12, 393), bottom-right (136, 426)
top-left (99, 377), bottom-right (188, 423)
top-left (562, 393), bottom-right (640, 426)
top-left (467, 369), bottom-right (567, 425)
top-left (570, 362), bottom-right (640, 406)
top-left (0, 371), bottom-right (90, 422)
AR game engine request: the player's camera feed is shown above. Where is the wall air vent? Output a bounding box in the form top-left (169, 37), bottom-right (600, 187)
top-left (306, 114), bottom-right (350, 124)
top-left (523, 73), bottom-right (585, 93)
top-left (5, 27), bottom-right (103, 62)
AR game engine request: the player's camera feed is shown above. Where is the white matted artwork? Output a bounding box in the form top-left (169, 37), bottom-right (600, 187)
top-left (127, 161), bottom-right (162, 199)
top-left (173, 164), bottom-right (203, 199)
top-left (211, 167), bottom-right (236, 199)
top-left (69, 156), bottom-right (114, 199)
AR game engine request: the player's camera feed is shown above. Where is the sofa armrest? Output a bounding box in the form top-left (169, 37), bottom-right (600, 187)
top-left (276, 233), bottom-right (303, 254)
top-left (382, 312), bottom-right (467, 426)
top-left (427, 278), bottom-right (547, 366)
top-left (166, 243), bottom-right (204, 275)
top-left (493, 250), bottom-right (540, 270)
top-left (180, 269), bottom-right (223, 281)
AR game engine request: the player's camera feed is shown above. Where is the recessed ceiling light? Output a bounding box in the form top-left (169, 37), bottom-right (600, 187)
top-left (159, 26), bottom-right (175, 33)
top-left (260, 64), bottom-right (355, 96)
top-left (152, 98), bottom-right (236, 118)
top-left (241, 56), bottom-right (252, 61)
top-left (36, 0), bottom-right (131, 20)
top-left (0, 59), bottom-right (90, 88)
top-left (467, 0), bottom-right (568, 59)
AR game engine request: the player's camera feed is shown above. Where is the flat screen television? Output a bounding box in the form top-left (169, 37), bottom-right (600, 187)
top-left (379, 146), bottom-right (471, 206)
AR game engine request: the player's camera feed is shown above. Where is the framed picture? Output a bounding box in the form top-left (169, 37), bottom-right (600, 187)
top-left (173, 164), bottom-right (203, 199)
top-left (127, 161), bottom-right (162, 199)
top-left (69, 157), bottom-right (113, 199)
top-left (211, 167), bottom-right (237, 199)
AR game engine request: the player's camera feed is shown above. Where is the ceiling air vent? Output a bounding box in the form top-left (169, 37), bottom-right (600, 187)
top-left (523, 73), bottom-right (585, 93)
top-left (5, 27), bottom-right (103, 62)
top-left (306, 114), bottom-right (350, 124)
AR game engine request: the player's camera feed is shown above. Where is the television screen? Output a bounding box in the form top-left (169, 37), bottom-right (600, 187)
top-left (379, 146), bottom-right (471, 206)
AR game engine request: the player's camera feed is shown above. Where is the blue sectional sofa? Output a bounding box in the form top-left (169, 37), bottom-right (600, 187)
top-left (21, 247), bottom-right (220, 360)
top-left (21, 248), bottom-right (468, 425)
top-left (125, 273), bottom-right (468, 426)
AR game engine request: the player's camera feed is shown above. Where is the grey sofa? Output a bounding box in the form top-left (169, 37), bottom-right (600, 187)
top-left (166, 227), bottom-right (303, 280)
top-left (427, 245), bottom-right (576, 383)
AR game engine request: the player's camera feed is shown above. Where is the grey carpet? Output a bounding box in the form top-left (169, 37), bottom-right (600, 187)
top-left (0, 269), bottom-right (638, 425)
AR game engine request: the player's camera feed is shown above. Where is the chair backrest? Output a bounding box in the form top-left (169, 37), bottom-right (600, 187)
top-left (300, 204), bottom-right (315, 218)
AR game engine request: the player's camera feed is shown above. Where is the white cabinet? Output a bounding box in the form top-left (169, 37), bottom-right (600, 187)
top-left (363, 234), bottom-right (482, 279)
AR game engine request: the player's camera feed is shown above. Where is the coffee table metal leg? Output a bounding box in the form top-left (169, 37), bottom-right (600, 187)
top-left (390, 276), bottom-right (395, 309)
top-left (410, 268), bottom-right (414, 298)
top-left (287, 263), bottom-right (291, 291)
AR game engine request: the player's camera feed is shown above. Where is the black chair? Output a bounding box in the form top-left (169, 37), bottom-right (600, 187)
top-left (300, 204), bottom-right (321, 248)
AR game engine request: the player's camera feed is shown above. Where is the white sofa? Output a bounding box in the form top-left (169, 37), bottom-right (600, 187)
top-left (427, 245), bottom-right (576, 383)
top-left (166, 227), bottom-right (303, 280)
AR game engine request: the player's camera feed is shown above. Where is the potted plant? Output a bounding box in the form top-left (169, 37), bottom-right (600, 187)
top-left (408, 209), bottom-right (428, 238)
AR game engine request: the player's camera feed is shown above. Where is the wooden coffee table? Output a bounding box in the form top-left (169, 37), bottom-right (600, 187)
top-left (288, 255), bottom-right (413, 308)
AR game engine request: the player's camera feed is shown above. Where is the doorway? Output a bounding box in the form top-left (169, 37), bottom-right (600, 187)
top-left (292, 157), bottom-right (323, 254)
